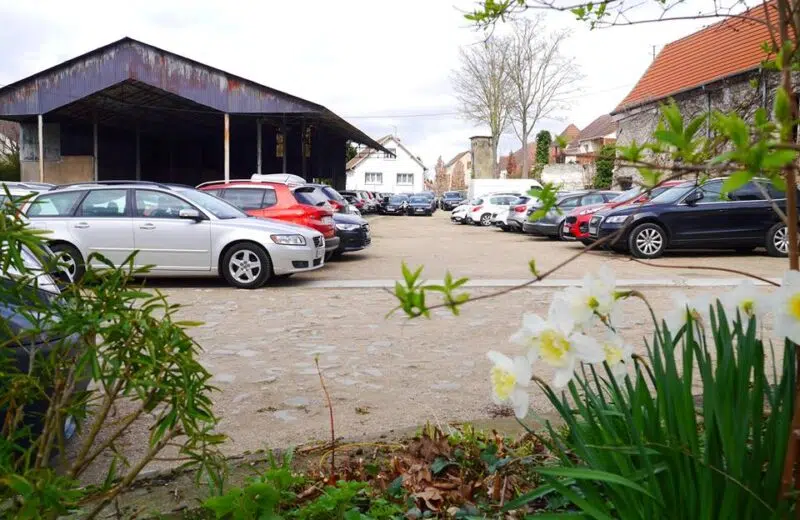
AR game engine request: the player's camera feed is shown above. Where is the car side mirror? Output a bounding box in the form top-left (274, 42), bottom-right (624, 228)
top-left (685, 191), bottom-right (704, 205)
top-left (179, 208), bottom-right (203, 221)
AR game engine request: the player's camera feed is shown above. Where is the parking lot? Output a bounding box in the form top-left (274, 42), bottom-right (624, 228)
top-left (88, 210), bottom-right (785, 479)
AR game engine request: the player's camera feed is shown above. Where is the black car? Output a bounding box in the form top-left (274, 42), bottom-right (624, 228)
top-left (382, 195), bottom-right (409, 215)
top-left (406, 195), bottom-right (434, 216)
top-left (523, 190), bottom-right (620, 239)
top-left (440, 191), bottom-right (466, 210)
top-left (588, 178), bottom-right (794, 258)
top-left (1, 248), bottom-right (88, 446)
top-left (332, 212), bottom-right (371, 257)
top-left (417, 192), bottom-right (438, 213)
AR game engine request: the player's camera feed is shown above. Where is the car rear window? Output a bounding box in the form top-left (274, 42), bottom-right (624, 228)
top-left (223, 188), bottom-right (275, 210)
top-left (320, 186), bottom-right (344, 202)
top-left (293, 187), bottom-right (330, 207)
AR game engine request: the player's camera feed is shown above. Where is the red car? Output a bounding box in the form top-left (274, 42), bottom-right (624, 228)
top-left (198, 178), bottom-right (340, 258)
top-left (563, 181), bottom-right (685, 244)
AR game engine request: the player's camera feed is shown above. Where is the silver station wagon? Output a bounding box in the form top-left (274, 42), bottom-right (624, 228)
top-left (22, 181), bottom-right (326, 289)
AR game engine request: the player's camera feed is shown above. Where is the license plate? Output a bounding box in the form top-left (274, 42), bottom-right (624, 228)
top-left (416, 209), bottom-right (424, 213)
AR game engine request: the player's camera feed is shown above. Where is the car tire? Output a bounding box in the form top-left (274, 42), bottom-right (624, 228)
top-left (558, 221), bottom-right (569, 241)
top-left (628, 223), bottom-right (667, 259)
top-left (479, 213), bottom-right (492, 226)
top-left (49, 242), bottom-right (85, 282)
top-left (221, 243), bottom-right (272, 289)
top-left (767, 222), bottom-right (789, 257)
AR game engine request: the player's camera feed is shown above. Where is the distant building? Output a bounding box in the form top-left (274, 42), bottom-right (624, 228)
top-left (612, 1), bottom-right (777, 184)
top-left (444, 150), bottom-right (472, 188)
top-left (563, 115), bottom-right (616, 165)
top-left (346, 135), bottom-right (428, 193)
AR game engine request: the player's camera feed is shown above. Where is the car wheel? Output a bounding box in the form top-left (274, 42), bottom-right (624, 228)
top-left (222, 243), bottom-right (271, 289)
top-left (628, 223), bottom-right (667, 259)
top-left (479, 213), bottom-right (492, 226)
top-left (49, 242), bottom-right (85, 282)
top-left (767, 222), bottom-right (790, 257)
top-left (558, 221), bottom-right (569, 241)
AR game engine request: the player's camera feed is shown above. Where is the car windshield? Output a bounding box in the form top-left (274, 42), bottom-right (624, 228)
top-left (389, 196), bottom-right (407, 203)
top-left (611, 188), bottom-right (643, 203)
top-left (408, 196), bottom-right (427, 203)
top-left (173, 188), bottom-right (247, 219)
top-left (293, 187), bottom-right (330, 207)
top-left (650, 183), bottom-right (696, 204)
top-left (511, 196), bottom-right (530, 205)
top-left (444, 192), bottom-right (461, 199)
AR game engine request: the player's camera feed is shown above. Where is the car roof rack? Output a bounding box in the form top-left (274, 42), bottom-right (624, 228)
top-left (251, 173), bottom-right (307, 186)
top-left (51, 180), bottom-right (173, 190)
top-left (0, 181), bottom-right (56, 191)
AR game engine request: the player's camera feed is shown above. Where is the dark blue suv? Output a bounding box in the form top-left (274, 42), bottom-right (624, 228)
top-left (588, 178), bottom-right (794, 258)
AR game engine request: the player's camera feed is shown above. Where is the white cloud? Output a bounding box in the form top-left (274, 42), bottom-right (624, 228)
top-left (0, 0), bottom-right (731, 167)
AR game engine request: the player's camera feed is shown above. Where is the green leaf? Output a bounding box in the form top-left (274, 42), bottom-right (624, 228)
top-left (535, 467), bottom-right (655, 499)
top-left (529, 259), bottom-right (539, 277)
top-left (762, 149), bottom-right (798, 170)
top-left (775, 87), bottom-right (791, 124)
top-left (5, 475), bottom-right (33, 495)
top-left (721, 171), bottom-right (753, 195)
top-left (431, 457), bottom-right (458, 475)
top-left (771, 174), bottom-right (788, 192)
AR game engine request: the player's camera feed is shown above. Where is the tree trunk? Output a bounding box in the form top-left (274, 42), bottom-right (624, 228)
top-left (521, 128), bottom-right (530, 179)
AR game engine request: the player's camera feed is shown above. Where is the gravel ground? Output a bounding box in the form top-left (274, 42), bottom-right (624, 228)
top-left (74, 210), bottom-right (786, 483)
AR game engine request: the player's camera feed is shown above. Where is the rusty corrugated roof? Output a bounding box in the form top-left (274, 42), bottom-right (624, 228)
top-left (615, 1), bottom-right (778, 112)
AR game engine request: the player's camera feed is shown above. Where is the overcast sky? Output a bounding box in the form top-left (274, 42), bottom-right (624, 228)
top-left (0, 0), bottom-right (731, 168)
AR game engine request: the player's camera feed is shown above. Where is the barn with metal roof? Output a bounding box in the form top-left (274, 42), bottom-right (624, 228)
top-left (0, 37), bottom-right (389, 189)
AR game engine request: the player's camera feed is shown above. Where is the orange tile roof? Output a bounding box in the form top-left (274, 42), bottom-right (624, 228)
top-left (615, 1), bottom-right (778, 112)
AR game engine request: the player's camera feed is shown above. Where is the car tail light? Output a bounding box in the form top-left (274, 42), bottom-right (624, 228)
top-left (513, 205), bottom-right (526, 213)
top-left (329, 200), bottom-right (342, 210)
top-left (471, 205), bottom-right (483, 212)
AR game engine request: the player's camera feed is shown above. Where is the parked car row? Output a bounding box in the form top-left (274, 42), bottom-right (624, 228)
top-left (375, 192), bottom-right (439, 216)
top-left (454, 178), bottom-right (794, 259)
top-left (5, 175), bottom-right (373, 290)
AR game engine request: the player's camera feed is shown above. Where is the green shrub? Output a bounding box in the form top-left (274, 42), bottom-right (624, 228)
top-left (593, 145), bottom-right (615, 189)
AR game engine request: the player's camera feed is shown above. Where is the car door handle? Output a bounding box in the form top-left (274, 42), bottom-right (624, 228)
top-left (139, 223), bottom-right (156, 230)
top-left (73, 222), bottom-right (90, 229)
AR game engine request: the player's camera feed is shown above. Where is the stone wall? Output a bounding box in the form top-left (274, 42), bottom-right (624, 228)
top-left (540, 163), bottom-right (586, 190)
top-left (614, 69), bottom-right (781, 186)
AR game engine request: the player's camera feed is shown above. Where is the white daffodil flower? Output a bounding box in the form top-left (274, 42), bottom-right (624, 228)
top-left (721, 279), bottom-right (768, 329)
top-left (599, 330), bottom-right (634, 376)
top-left (510, 312), bottom-right (604, 388)
top-left (773, 270), bottom-right (800, 345)
top-left (552, 265), bottom-right (618, 329)
top-left (487, 351), bottom-right (532, 419)
top-left (663, 293), bottom-right (713, 337)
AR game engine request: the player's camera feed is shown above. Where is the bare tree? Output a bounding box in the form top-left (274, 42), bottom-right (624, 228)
top-left (451, 161), bottom-right (468, 190)
top-left (506, 17), bottom-right (581, 178)
top-left (452, 36), bottom-right (511, 177)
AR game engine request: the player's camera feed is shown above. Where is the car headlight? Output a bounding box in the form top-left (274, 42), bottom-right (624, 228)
top-left (605, 215), bottom-right (629, 224)
top-left (336, 223), bottom-right (360, 231)
top-left (270, 234), bottom-right (306, 245)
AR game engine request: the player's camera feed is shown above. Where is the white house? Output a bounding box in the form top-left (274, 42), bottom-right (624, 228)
top-left (345, 135), bottom-right (428, 193)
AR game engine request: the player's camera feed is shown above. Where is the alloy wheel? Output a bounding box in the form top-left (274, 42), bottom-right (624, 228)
top-left (774, 225), bottom-right (789, 254)
top-left (636, 228), bottom-right (663, 256)
top-left (229, 250), bottom-right (262, 284)
top-left (480, 214), bottom-right (492, 226)
top-left (59, 252), bottom-right (77, 280)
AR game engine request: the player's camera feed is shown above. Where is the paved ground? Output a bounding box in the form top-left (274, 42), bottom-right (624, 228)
top-left (79, 210), bottom-right (786, 482)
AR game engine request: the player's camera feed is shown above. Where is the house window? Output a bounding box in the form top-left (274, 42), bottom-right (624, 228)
top-left (365, 172), bottom-right (383, 184)
top-left (384, 147), bottom-right (396, 160)
top-left (397, 173), bottom-right (414, 185)
top-left (582, 144), bottom-right (589, 153)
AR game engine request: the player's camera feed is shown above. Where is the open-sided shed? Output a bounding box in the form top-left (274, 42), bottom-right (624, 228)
top-left (0, 37), bottom-right (389, 189)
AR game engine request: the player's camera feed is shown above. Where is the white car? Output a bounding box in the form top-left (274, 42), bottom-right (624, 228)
top-left (466, 193), bottom-right (521, 226)
top-left (23, 182), bottom-right (326, 289)
top-left (450, 200), bottom-right (473, 224)
top-left (491, 208), bottom-right (510, 228)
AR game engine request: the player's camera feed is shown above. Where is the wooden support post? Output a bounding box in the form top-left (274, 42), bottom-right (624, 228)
top-left (37, 115), bottom-right (44, 183)
top-left (256, 119), bottom-right (262, 175)
top-left (93, 122), bottom-right (99, 181)
top-left (224, 113), bottom-right (230, 181)
top-left (135, 128), bottom-right (141, 180)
